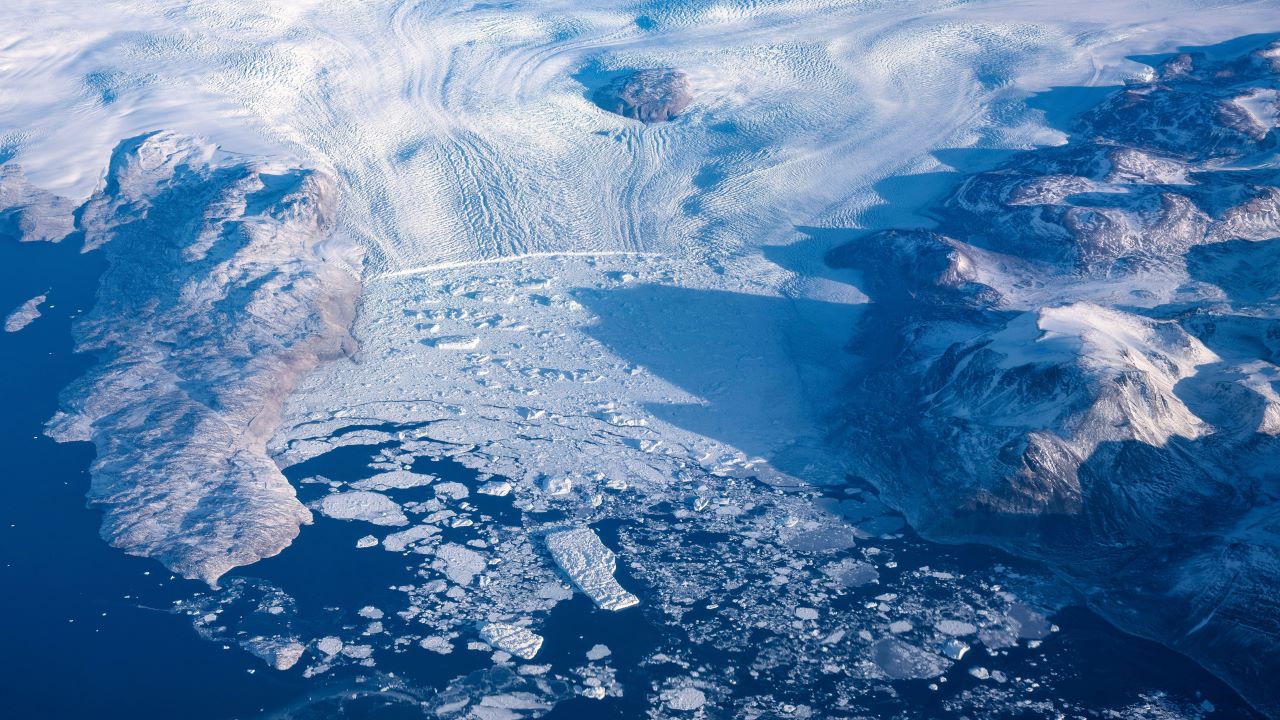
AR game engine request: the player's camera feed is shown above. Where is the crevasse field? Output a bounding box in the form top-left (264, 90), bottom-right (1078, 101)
top-left (2, 1), bottom-right (1279, 718)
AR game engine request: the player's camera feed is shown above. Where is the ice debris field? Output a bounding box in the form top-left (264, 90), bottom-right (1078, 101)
top-left (2, 0), bottom-right (1280, 718)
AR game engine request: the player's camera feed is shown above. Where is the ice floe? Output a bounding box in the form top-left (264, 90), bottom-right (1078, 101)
top-left (544, 528), bottom-right (639, 611)
top-left (317, 491), bottom-right (408, 527)
top-left (479, 622), bottom-right (544, 660)
top-left (351, 470), bottom-right (435, 491)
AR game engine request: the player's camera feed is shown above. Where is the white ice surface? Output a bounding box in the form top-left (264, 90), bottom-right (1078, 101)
top-left (316, 491), bottom-right (408, 527)
top-left (479, 622), bottom-right (544, 660)
top-left (545, 528), bottom-right (639, 611)
top-left (4, 1), bottom-right (1273, 499)
top-left (6, 1), bottom-right (1280, 714)
top-left (351, 470), bottom-right (435, 491)
top-left (4, 0), bottom-right (1276, 263)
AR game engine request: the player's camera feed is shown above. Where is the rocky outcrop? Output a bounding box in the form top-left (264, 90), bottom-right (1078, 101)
top-left (45, 131), bottom-right (363, 587)
top-left (0, 164), bottom-right (75, 242)
top-left (830, 40), bottom-right (1280, 716)
top-left (593, 68), bottom-right (692, 123)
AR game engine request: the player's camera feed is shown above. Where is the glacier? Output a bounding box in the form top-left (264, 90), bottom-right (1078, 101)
top-left (2, 0), bottom-right (1279, 717)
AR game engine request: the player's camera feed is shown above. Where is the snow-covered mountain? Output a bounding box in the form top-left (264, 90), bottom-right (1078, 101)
top-left (830, 40), bottom-right (1280, 715)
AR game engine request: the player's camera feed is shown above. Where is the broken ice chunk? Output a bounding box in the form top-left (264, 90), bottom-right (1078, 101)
top-left (663, 686), bottom-right (706, 712)
top-left (586, 644), bottom-right (612, 661)
top-left (419, 635), bottom-right (453, 654)
top-left (243, 637), bottom-right (306, 671)
top-left (871, 638), bottom-right (951, 680)
top-left (316, 636), bottom-right (343, 657)
top-left (317, 491), bottom-right (407, 526)
top-left (433, 481), bottom-right (470, 500)
top-left (341, 644), bottom-right (372, 660)
top-left (935, 619), bottom-right (977, 636)
top-left (477, 480), bottom-right (513, 497)
top-left (823, 558), bottom-right (879, 587)
top-left (436, 543), bottom-right (487, 585)
top-left (545, 528), bottom-right (639, 611)
top-left (351, 470), bottom-right (434, 491)
top-left (941, 638), bottom-right (970, 660)
top-left (382, 523), bottom-right (440, 552)
top-left (540, 475), bottom-right (573, 496)
top-left (355, 535), bottom-right (379, 549)
top-left (479, 622), bottom-right (543, 660)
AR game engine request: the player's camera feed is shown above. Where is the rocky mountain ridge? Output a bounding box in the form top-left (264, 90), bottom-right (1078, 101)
top-left (830, 39), bottom-right (1280, 716)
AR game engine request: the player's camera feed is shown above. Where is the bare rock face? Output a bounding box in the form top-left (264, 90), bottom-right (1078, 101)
top-left (593, 69), bottom-right (692, 123)
top-left (45, 131), bottom-right (363, 587)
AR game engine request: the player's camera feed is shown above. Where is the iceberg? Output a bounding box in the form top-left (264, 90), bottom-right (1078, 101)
top-left (479, 623), bottom-right (544, 660)
top-left (544, 528), bottom-right (638, 611)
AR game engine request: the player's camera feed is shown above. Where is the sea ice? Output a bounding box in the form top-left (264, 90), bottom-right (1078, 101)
top-left (433, 482), bottom-right (470, 500)
top-left (479, 622), bottom-right (544, 660)
top-left (316, 637), bottom-right (343, 657)
top-left (585, 644), bottom-right (611, 661)
top-left (436, 543), bottom-right (487, 586)
top-left (419, 636), bottom-right (453, 654)
top-left (244, 637), bottom-right (306, 671)
top-left (351, 470), bottom-right (434, 491)
top-left (871, 638), bottom-right (951, 680)
top-left (539, 476), bottom-right (573, 496)
top-left (941, 638), bottom-right (970, 660)
top-left (824, 559), bottom-right (880, 588)
top-left (936, 620), bottom-right (977, 636)
top-left (663, 687), bottom-right (707, 712)
top-left (382, 524), bottom-right (441, 552)
top-left (477, 481), bottom-right (513, 497)
top-left (317, 491), bottom-right (408, 527)
top-left (544, 528), bottom-right (638, 611)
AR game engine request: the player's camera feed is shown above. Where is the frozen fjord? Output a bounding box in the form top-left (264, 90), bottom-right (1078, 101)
top-left (2, 0), bottom-right (1279, 717)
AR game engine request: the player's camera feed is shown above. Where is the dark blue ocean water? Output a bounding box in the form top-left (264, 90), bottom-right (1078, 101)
top-left (0, 234), bottom-right (310, 719)
top-left (0, 232), bottom-right (1263, 719)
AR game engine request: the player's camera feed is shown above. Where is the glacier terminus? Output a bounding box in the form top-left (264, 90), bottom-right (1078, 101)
top-left (1, 1), bottom-right (1278, 719)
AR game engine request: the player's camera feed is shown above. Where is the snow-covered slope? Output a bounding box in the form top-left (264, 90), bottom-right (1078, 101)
top-left (43, 132), bottom-right (362, 585)
top-left (830, 40), bottom-right (1280, 715)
